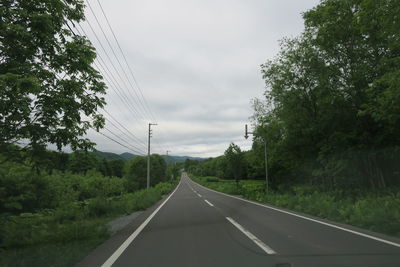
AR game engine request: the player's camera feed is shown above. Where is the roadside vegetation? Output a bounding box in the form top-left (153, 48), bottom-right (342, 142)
top-left (187, 0), bottom-right (400, 239)
top-left (0, 148), bottom-right (180, 267)
top-left (0, 1), bottom-right (183, 265)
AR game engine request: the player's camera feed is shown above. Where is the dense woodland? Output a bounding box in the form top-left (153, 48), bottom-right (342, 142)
top-left (188, 0), bottom-right (400, 192)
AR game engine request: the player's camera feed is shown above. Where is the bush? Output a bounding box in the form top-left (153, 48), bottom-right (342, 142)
top-left (206, 177), bottom-right (220, 182)
top-left (0, 213), bottom-right (109, 248)
top-left (0, 162), bottom-right (55, 213)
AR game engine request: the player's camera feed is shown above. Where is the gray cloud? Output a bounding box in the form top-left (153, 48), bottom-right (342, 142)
top-left (81, 0), bottom-right (319, 157)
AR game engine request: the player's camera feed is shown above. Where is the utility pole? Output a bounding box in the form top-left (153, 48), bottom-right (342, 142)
top-left (147, 123), bottom-right (157, 189)
top-left (245, 124), bottom-right (269, 193)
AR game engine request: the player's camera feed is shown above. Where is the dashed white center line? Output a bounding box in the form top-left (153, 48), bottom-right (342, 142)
top-left (204, 199), bottom-right (214, 207)
top-left (197, 193), bottom-right (202, 197)
top-left (226, 217), bottom-right (276, 255)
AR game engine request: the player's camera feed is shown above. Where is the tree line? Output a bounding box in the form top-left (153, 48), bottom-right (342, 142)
top-left (0, 144), bottom-right (182, 215)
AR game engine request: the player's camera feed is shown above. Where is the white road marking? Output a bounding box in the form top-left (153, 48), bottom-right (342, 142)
top-left (190, 179), bottom-right (400, 248)
top-left (226, 217), bottom-right (276, 254)
top-left (204, 199), bottom-right (214, 207)
top-left (101, 181), bottom-right (181, 267)
top-left (197, 193), bottom-right (202, 197)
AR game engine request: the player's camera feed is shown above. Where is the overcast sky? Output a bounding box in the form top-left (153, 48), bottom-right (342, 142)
top-left (81, 0), bottom-right (320, 158)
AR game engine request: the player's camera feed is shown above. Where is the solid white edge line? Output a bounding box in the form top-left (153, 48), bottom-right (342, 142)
top-left (226, 217), bottom-right (276, 254)
top-left (204, 199), bottom-right (214, 207)
top-left (191, 179), bottom-right (400, 248)
top-left (101, 180), bottom-right (181, 267)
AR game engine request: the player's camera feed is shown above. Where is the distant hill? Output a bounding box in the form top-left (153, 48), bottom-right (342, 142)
top-left (161, 155), bottom-right (205, 164)
top-left (92, 150), bottom-right (126, 160)
top-left (119, 152), bottom-right (137, 160)
top-left (91, 150), bottom-right (204, 163)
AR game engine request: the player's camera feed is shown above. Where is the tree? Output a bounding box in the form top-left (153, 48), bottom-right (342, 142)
top-left (97, 158), bottom-right (110, 177)
top-left (108, 159), bottom-right (125, 178)
top-left (150, 154), bottom-right (167, 185)
top-left (224, 143), bottom-right (244, 183)
top-left (124, 155), bottom-right (167, 191)
top-left (167, 162), bottom-right (181, 180)
top-left (68, 151), bottom-right (98, 174)
top-left (124, 156), bottom-right (147, 191)
top-left (255, 0), bottom-right (400, 189)
top-left (0, 0), bottom-right (106, 164)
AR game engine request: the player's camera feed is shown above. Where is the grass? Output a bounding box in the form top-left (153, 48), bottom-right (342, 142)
top-left (0, 180), bottom-right (178, 267)
top-left (0, 232), bottom-right (106, 267)
top-left (192, 176), bottom-right (400, 238)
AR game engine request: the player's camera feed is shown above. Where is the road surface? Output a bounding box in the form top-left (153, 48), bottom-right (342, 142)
top-left (78, 173), bottom-right (400, 267)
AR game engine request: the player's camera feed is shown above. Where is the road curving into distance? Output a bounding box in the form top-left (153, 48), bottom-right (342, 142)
top-left (78, 173), bottom-right (400, 267)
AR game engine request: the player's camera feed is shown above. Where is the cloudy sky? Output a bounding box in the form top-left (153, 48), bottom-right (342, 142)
top-left (80, 0), bottom-right (320, 158)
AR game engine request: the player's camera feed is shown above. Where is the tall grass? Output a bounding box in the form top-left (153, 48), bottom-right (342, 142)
top-left (192, 176), bottom-right (400, 238)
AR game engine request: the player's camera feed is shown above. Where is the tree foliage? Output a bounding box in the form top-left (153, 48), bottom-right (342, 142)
top-left (251, 0), bottom-right (400, 189)
top-left (0, 0), bottom-right (106, 161)
top-left (224, 143), bottom-right (244, 182)
top-left (124, 154), bottom-right (167, 191)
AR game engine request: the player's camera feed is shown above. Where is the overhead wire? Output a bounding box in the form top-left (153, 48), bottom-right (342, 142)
top-left (97, 131), bottom-right (145, 156)
top-left (63, 20), bottom-right (147, 154)
top-left (88, 1), bottom-right (173, 156)
top-left (74, 22), bottom-right (149, 144)
top-left (72, 19), bottom-right (145, 127)
top-left (102, 127), bottom-right (145, 155)
top-left (85, 0), bottom-right (149, 120)
top-left (65, 1), bottom-right (173, 156)
top-left (95, 0), bottom-right (157, 122)
top-left (76, 20), bottom-right (145, 121)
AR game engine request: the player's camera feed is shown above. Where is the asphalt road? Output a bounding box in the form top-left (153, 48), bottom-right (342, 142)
top-left (79, 173), bottom-right (400, 267)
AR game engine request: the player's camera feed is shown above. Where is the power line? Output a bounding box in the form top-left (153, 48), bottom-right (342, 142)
top-left (78, 19), bottom-right (146, 121)
top-left (97, 131), bottom-right (145, 156)
top-left (102, 113), bottom-right (147, 150)
top-left (72, 21), bottom-right (144, 123)
top-left (95, 0), bottom-right (157, 122)
top-left (85, 0), bottom-right (150, 120)
top-left (67, 4), bottom-right (172, 156)
top-left (101, 127), bottom-right (145, 155)
top-left (58, 23), bottom-right (148, 156)
top-left (67, 22), bottom-right (148, 150)
top-left (82, 6), bottom-right (172, 155)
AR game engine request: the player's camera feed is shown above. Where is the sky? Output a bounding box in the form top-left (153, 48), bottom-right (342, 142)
top-left (80, 0), bottom-right (320, 158)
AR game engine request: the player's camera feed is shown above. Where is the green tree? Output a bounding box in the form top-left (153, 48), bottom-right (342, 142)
top-left (150, 154), bottom-right (167, 185)
top-left (109, 159), bottom-right (125, 178)
top-left (0, 0), bottom-right (106, 164)
top-left (167, 162), bottom-right (181, 180)
top-left (68, 151), bottom-right (98, 174)
top-left (124, 157), bottom-right (147, 191)
top-left (224, 143), bottom-right (244, 183)
top-left (97, 158), bottom-right (110, 177)
top-left (124, 155), bottom-right (167, 191)
top-left (255, 0), bottom-right (400, 189)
